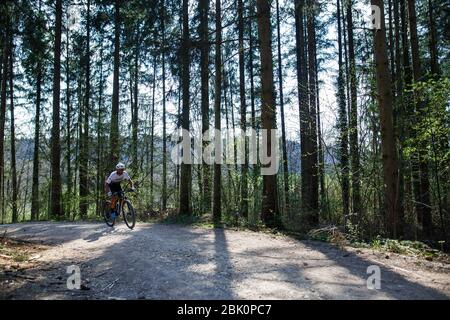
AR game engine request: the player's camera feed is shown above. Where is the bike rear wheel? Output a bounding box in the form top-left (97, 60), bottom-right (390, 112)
top-left (103, 200), bottom-right (116, 227)
top-left (122, 200), bottom-right (135, 229)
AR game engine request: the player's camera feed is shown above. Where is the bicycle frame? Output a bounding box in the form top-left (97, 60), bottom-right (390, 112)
top-left (111, 190), bottom-right (134, 215)
top-left (111, 191), bottom-right (126, 215)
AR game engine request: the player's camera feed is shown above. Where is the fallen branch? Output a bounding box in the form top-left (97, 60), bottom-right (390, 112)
top-left (102, 278), bottom-right (119, 291)
top-left (11, 274), bottom-right (36, 280)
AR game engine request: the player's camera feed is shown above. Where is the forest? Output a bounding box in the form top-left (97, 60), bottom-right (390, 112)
top-left (0, 0), bottom-right (449, 246)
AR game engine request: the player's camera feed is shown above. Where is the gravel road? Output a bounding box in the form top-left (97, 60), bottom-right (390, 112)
top-left (0, 222), bottom-right (449, 300)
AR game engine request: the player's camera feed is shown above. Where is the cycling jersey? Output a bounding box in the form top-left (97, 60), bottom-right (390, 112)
top-left (106, 171), bottom-right (131, 184)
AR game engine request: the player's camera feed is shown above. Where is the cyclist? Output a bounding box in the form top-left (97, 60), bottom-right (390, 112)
top-left (105, 163), bottom-right (135, 217)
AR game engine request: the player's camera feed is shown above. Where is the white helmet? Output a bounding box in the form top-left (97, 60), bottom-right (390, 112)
top-left (116, 162), bottom-right (125, 170)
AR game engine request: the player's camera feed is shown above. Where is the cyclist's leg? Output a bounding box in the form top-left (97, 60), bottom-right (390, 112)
top-left (110, 196), bottom-right (117, 209)
top-left (116, 184), bottom-right (123, 209)
top-left (109, 183), bottom-right (122, 209)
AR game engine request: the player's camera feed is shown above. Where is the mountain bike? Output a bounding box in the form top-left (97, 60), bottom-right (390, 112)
top-left (103, 189), bottom-right (136, 229)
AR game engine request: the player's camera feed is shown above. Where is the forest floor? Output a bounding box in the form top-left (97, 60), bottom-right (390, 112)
top-left (0, 221), bottom-right (449, 300)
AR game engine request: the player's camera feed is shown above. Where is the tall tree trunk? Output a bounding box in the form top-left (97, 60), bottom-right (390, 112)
top-left (79, 0), bottom-right (91, 218)
top-left (200, 0), bottom-right (211, 213)
top-left (75, 76), bottom-right (83, 218)
top-left (50, 0), bottom-right (63, 217)
top-left (427, 0), bottom-right (440, 77)
top-left (295, 0), bottom-right (311, 216)
top-left (179, 0), bottom-right (192, 216)
top-left (393, 0), bottom-right (406, 231)
top-left (275, 0), bottom-right (289, 212)
top-left (9, 37), bottom-right (17, 223)
top-left (161, 1), bottom-right (167, 211)
top-left (346, 0), bottom-right (361, 220)
top-left (316, 54), bottom-right (326, 215)
top-left (229, 73), bottom-right (238, 173)
top-left (131, 26), bottom-right (140, 175)
top-left (175, 80), bottom-right (181, 204)
top-left (337, 0), bottom-right (350, 220)
top-left (31, 67), bottom-right (42, 221)
top-left (150, 55), bottom-right (156, 208)
top-left (408, 0), bottom-right (432, 237)
top-left (0, 28), bottom-right (1, 75)
top-left (238, 0), bottom-right (249, 218)
top-left (307, 0), bottom-right (319, 224)
top-left (427, 0), bottom-right (447, 224)
top-left (96, 29), bottom-right (105, 216)
top-left (110, 0), bottom-right (121, 170)
top-left (248, 0), bottom-right (259, 221)
top-left (388, 0), bottom-right (395, 79)
top-left (0, 15), bottom-right (9, 224)
top-left (371, 0), bottom-right (402, 239)
top-left (31, 1), bottom-right (43, 221)
top-left (257, 0), bottom-right (279, 227)
top-left (393, 0), bottom-right (401, 93)
top-left (400, 0), bottom-right (414, 222)
top-left (223, 72), bottom-right (232, 214)
top-left (65, 26), bottom-right (73, 217)
top-left (212, 0), bottom-right (222, 224)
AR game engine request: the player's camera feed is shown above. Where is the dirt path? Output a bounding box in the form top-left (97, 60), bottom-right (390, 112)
top-left (0, 222), bottom-right (449, 300)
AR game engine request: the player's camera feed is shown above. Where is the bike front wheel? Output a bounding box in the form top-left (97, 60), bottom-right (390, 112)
top-left (122, 200), bottom-right (136, 229)
top-left (103, 201), bottom-right (116, 227)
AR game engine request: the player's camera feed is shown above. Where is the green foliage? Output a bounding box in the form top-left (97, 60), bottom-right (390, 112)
top-left (365, 237), bottom-right (447, 260)
top-left (345, 221), bottom-right (362, 243)
top-left (371, 235), bottom-right (383, 250)
top-left (404, 77), bottom-right (450, 163)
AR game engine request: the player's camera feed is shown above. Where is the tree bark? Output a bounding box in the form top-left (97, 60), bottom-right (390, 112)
top-left (248, 0), bottom-right (259, 221)
top-left (79, 0), bottom-right (91, 218)
top-left (95, 27), bottom-right (105, 216)
top-left (295, 0), bottom-right (311, 216)
top-left (371, 0), bottom-right (402, 238)
top-left (316, 54), bottom-right (326, 216)
top-left (275, 0), bottom-right (289, 212)
top-left (131, 26), bottom-right (140, 175)
top-left (212, 0), bottom-right (222, 224)
top-left (200, 0), bottom-right (211, 214)
top-left (0, 14), bottom-right (9, 224)
top-left (257, 0), bottom-right (279, 227)
top-left (307, 0), bottom-right (319, 224)
top-left (110, 0), bottom-right (121, 170)
top-left (427, 0), bottom-right (440, 77)
top-left (408, 0), bottom-right (432, 237)
top-left (337, 0), bottom-right (350, 220)
top-left (9, 36), bottom-right (17, 223)
top-left (179, 0), bottom-right (192, 216)
top-left (150, 55), bottom-right (156, 208)
top-left (65, 25), bottom-right (73, 217)
top-left (161, 1), bottom-right (167, 211)
top-left (393, 0), bottom-right (406, 230)
top-left (346, 0), bottom-right (361, 220)
top-left (238, 0), bottom-right (249, 218)
top-left (50, 0), bottom-right (63, 217)
top-left (31, 67), bottom-right (42, 221)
